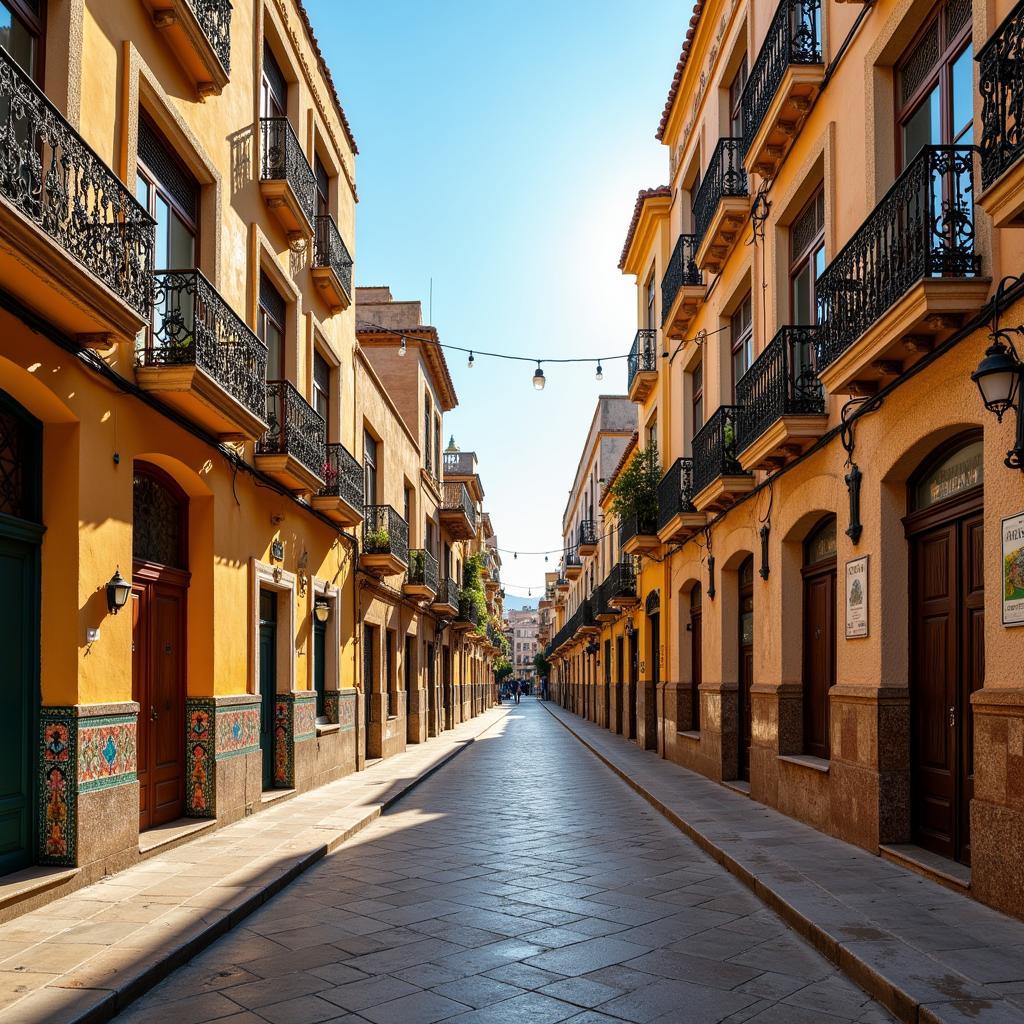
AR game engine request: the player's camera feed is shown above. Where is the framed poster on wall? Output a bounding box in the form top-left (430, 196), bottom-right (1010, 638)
top-left (1002, 513), bottom-right (1024, 627)
top-left (845, 555), bottom-right (869, 639)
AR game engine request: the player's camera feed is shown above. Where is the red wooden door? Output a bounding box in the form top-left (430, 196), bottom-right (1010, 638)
top-left (690, 603), bottom-right (702, 731)
top-left (802, 568), bottom-right (836, 760)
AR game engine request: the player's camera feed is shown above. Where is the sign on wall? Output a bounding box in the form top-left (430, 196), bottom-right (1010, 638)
top-left (845, 556), bottom-right (869, 639)
top-left (1002, 513), bottom-right (1024, 627)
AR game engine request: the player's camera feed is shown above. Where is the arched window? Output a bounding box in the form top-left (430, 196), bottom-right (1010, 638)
top-left (133, 466), bottom-right (187, 569)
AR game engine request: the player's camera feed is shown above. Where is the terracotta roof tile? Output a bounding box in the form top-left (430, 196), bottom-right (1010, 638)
top-left (618, 186), bottom-right (671, 271)
top-left (656, 2), bottom-right (707, 143)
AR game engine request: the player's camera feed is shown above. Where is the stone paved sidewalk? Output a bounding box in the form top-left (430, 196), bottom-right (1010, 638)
top-left (0, 705), bottom-right (511, 1024)
top-left (544, 701), bottom-right (1024, 1024)
top-left (111, 698), bottom-right (894, 1024)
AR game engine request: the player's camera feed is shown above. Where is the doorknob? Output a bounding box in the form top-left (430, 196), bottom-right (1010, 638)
top-left (948, 706), bottom-right (956, 728)
top-left (151, 705), bottom-right (158, 721)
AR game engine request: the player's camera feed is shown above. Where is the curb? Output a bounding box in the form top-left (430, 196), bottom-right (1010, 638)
top-left (542, 702), bottom-right (933, 1024)
top-left (55, 707), bottom-right (512, 1024)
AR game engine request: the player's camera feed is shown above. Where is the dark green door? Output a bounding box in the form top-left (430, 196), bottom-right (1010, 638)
top-left (313, 616), bottom-right (326, 718)
top-left (259, 590), bottom-right (278, 789)
top-left (0, 392), bottom-right (42, 877)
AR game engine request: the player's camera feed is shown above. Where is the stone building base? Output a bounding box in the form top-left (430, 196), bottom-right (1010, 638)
top-left (636, 680), bottom-right (657, 751)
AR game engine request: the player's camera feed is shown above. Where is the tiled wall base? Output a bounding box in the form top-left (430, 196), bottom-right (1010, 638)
top-left (185, 695), bottom-right (261, 819)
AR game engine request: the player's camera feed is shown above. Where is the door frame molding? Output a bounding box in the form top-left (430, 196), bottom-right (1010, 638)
top-left (250, 558), bottom-right (295, 697)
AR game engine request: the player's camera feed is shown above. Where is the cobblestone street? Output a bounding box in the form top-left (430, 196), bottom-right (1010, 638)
top-left (114, 700), bottom-right (892, 1024)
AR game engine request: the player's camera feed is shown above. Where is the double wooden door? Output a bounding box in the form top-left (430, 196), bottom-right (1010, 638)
top-left (738, 561), bottom-right (754, 782)
top-left (259, 590), bottom-right (278, 789)
top-left (909, 506), bottom-right (983, 865)
top-left (133, 566), bottom-right (187, 830)
top-left (690, 597), bottom-right (702, 731)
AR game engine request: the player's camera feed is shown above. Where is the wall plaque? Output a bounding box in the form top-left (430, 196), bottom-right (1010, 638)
top-left (845, 555), bottom-right (869, 639)
top-left (1002, 513), bottom-right (1024, 627)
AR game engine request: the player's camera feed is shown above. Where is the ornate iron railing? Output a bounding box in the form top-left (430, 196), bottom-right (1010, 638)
top-left (190, 0), bottom-right (232, 74)
top-left (260, 117), bottom-right (316, 225)
top-left (816, 145), bottom-right (979, 368)
top-left (606, 560), bottom-right (637, 603)
top-left (442, 480), bottom-right (476, 530)
top-left (741, 0), bottom-right (822, 156)
top-left (592, 580), bottom-right (610, 619)
top-left (657, 457), bottom-right (697, 530)
top-left (578, 518), bottom-right (598, 549)
top-left (661, 234), bottom-right (702, 323)
top-left (458, 593), bottom-right (481, 628)
top-left (692, 405), bottom-right (747, 495)
top-left (0, 46), bottom-right (155, 317)
top-left (434, 576), bottom-right (460, 608)
top-left (627, 329), bottom-right (658, 391)
top-left (143, 269), bottom-right (267, 421)
top-left (318, 442), bottom-right (363, 509)
top-left (314, 215), bottom-right (353, 302)
top-left (407, 548), bottom-right (438, 593)
top-left (258, 380), bottom-right (326, 479)
top-left (979, 0), bottom-right (1024, 190)
top-left (564, 548), bottom-right (582, 571)
top-left (693, 138), bottom-right (748, 244)
top-left (619, 510), bottom-right (657, 549)
top-left (362, 504), bottom-right (409, 565)
top-left (736, 325), bottom-right (824, 451)
top-left (443, 450), bottom-right (477, 476)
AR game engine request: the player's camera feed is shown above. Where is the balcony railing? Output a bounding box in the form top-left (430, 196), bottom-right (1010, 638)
top-left (260, 117), bottom-right (315, 224)
top-left (142, 269), bottom-right (267, 421)
top-left (661, 235), bottom-right (702, 322)
top-left (258, 380), bottom-right (325, 478)
top-left (619, 510), bottom-right (657, 549)
top-left (191, 0), bottom-right (232, 74)
top-left (565, 548), bottom-right (582, 570)
top-left (741, 0), bottom-right (822, 156)
top-left (693, 137), bottom-right (748, 243)
top-left (442, 480), bottom-right (476, 530)
top-left (816, 145), bottom-right (979, 369)
top-left (314, 215), bottom-right (353, 301)
top-left (442, 450), bottom-right (477, 476)
top-left (362, 505), bottom-right (409, 565)
top-left (435, 576), bottom-right (460, 608)
top-left (980, 0), bottom-right (1024, 191)
top-left (657, 458), bottom-right (697, 531)
top-left (0, 46), bottom-right (155, 317)
top-left (592, 580), bottom-right (609, 619)
top-left (606, 560), bottom-right (637, 603)
top-left (692, 405), bottom-right (747, 495)
top-left (736, 325), bottom-right (824, 451)
top-left (458, 593), bottom-right (481, 628)
top-left (578, 519), bottom-right (598, 549)
top-left (627, 329), bottom-right (657, 392)
top-left (318, 442), bottom-right (363, 509)
top-left (407, 549), bottom-right (438, 592)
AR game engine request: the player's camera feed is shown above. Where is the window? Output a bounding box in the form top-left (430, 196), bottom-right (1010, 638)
top-left (426, 519), bottom-right (436, 559)
top-left (645, 269), bottom-right (656, 329)
top-left (730, 295), bottom-right (753, 400)
top-left (646, 417), bottom-right (657, 452)
top-left (729, 57), bottom-right (748, 137)
top-left (403, 484), bottom-right (412, 524)
top-left (693, 359), bottom-right (704, 435)
top-left (404, 634), bottom-right (413, 693)
top-left (896, 0), bottom-right (972, 169)
top-left (790, 188), bottom-right (825, 327)
top-left (312, 350), bottom-right (331, 434)
top-left (0, 0), bottom-right (42, 80)
top-left (261, 40), bottom-right (287, 119)
top-left (433, 415), bottom-right (441, 478)
top-left (257, 272), bottom-right (285, 381)
top-left (314, 154), bottom-right (329, 219)
top-left (423, 394), bottom-right (432, 473)
top-left (364, 430), bottom-right (378, 506)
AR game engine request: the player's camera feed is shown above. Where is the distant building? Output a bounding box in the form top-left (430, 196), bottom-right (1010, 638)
top-left (507, 609), bottom-right (540, 685)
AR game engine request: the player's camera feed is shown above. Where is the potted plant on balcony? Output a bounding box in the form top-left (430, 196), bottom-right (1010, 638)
top-left (366, 526), bottom-right (390, 551)
top-left (610, 440), bottom-right (660, 535)
top-left (409, 548), bottom-right (425, 580)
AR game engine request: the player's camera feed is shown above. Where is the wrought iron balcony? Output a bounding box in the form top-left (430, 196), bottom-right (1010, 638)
top-left (440, 480), bottom-right (476, 539)
top-left (405, 549), bottom-right (438, 597)
top-left (256, 380), bottom-right (326, 490)
top-left (736, 325), bottom-right (825, 469)
top-left (740, 0), bottom-right (822, 176)
top-left (0, 46), bottom-right (155, 338)
top-left (979, 0), bottom-right (1024, 223)
top-left (657, 458), bottom-right (701, 535)
top-left (564, 547), bottom-right (583, 579)
top-left (578, 518), bottom-right (598, 554)
top-left (619, 510), bottom-right (658, 555)
top-left (361, 504), bottom-right (409, 573)
top-left (660, 234), bottom-right (703, 339)
top-left (693, 137), bottom-right (748, 247)
top-left (457, 593), bottom-right (481, 629)
top-left (137, 269), bottom-right (267, 439)
top-left (313, 442), bottom-right (363, 525)
top-left (260, 117), bottom-right (316, 233)
top-left (606, 560), bottom-right (638, 609)
top-left (593, 580), bottom-right (614, 622)
top-left (692, 405), bottom-right (752, 508)
top-left (313, 215), bottom-right (353, 310)
top-left (627, 329), bottom-right (659, 401)
top-left (433, 576), bottom-right (460, 613)
top-left (815, 145), bottom-right (983, 388)
top-left (190, 0), bottom-right (232, 73)
top-left (142, 0), bottom-right (231, 93)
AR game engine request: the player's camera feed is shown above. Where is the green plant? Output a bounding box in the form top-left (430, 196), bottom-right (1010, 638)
top-left (462, 552), bottom-right (488, 632)
top-left (366, 527), bottom-right (390, 550)
top-left (410, 549), bottom-right (425, 576)
top-left (533, 651), bottom-right (550, 680)
top-left (609, 440), bottom-right (660, 526)
top-left (494, 656), bottom-right (513, 682)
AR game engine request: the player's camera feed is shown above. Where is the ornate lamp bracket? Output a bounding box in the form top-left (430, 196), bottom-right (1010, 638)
top-left (839, 395), bottom-right (883, 544)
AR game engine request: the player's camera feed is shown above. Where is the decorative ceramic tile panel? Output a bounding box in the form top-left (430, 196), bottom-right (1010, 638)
top-left (39, 708), bottom-right (76, 865)
top-left (339, 691), bottom-right (356, 733)
top-left (294, 694), bottom-right (316, 741)
top-left (77, 716), bottom-right (137, 793)
top-left (273, 699), bottom-right (293, 787)
top-left (185, 701), bottom-right (215, 817)
top-left (216, 706), bottom-right (260, 759)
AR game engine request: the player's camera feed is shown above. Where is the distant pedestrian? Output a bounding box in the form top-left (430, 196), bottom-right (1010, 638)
top-left (513, 680), bottom-right (521, 705)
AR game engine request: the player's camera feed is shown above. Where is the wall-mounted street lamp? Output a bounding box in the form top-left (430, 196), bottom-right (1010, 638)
top-left (106, 568), bottom-right (131, 615)
top-left (973, 283), bottom-right (1024, 470)
top-left (314, 600), bottom-right (331, 623)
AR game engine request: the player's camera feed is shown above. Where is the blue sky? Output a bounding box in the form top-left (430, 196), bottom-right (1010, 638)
top-left (306, 0), bottom-right (685, 603)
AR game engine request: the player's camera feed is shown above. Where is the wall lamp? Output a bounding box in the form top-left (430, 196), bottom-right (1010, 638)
top-left (106, 568), bottom-right (131, 614)
top-left (314, 599), bottom-right (331, 623)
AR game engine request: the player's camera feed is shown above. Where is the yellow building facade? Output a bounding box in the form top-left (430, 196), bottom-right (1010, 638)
top-left (551, 0), bottom-right (1024, 918)
top-left (0, 0), bottom-right (498, 904)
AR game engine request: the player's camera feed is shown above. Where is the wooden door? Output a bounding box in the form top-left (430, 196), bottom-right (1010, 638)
top-left (802, 570), bottom-right (835, 759)
top-left (133, 571), bottom-right (187, 829)
top-left (628, 632), bottom-right (638, 740)
top-left (259, 589), bottom-right (278, 790)
top-left (313, 616), bottom-right (326, 719)
top-left (690, 597), bottom-right (702, 731)
top-left (738, 558), bottom-right (754, 781)
top-left (959, 512), bottom-right (984, 864)
top-left (615, 637), bottom-right (624, 734)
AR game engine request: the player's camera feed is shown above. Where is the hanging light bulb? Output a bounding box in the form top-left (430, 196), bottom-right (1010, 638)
top-left (467, 350), bottom-right (475, 368)
top-left (544, 554), bottom-right (548, 562)
top-left (514, 552), bottom-right (517, 560)
top-left (532, 362), bottom-right (545, 390)
top-left (398, 336), bottom-right (407, 357)
top-left (595, 361), bottom-right (603, 381)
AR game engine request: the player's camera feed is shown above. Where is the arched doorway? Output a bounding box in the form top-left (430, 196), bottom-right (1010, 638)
top-left (689, 584), bottom-right (702, 732)
top-left (738, 557), bottom-right (754, 781)
top-left (906, 433), bottom-right (983, 865)
top-left (802, 517), bottom-right (837, 760)
top-left (0, 391), bottom-right (41, 875)
top-left (132, 464), bottom-right (189, 830)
